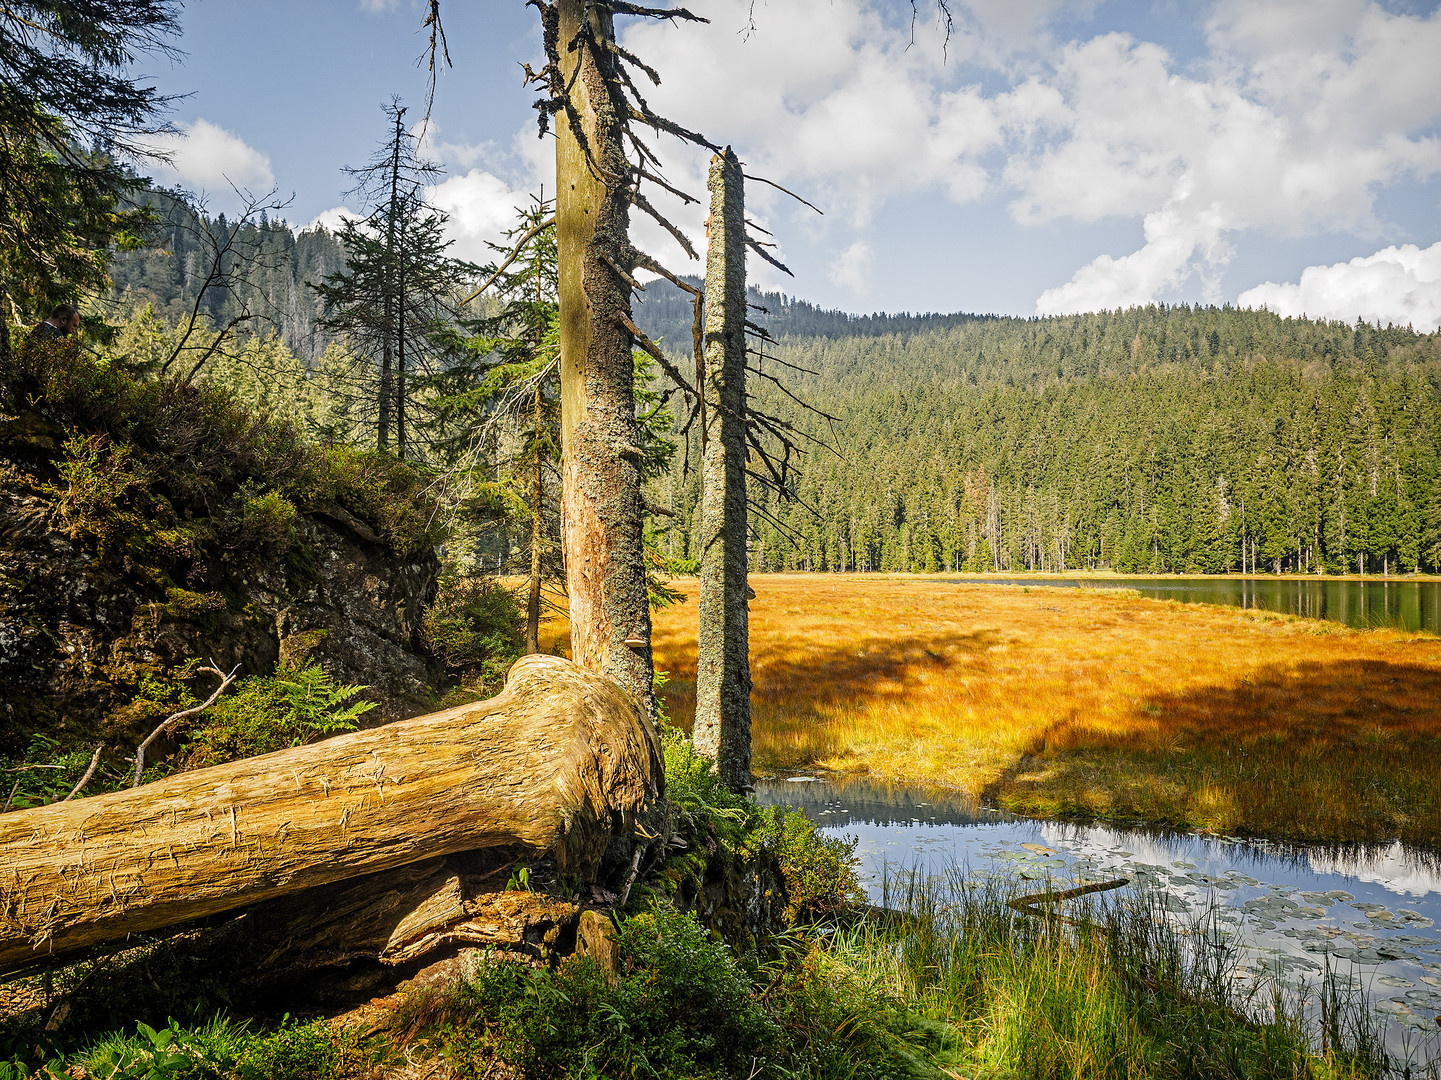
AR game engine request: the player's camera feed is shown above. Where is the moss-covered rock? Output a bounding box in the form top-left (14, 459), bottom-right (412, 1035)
top-left (0, 350), bottom-right (446, 760)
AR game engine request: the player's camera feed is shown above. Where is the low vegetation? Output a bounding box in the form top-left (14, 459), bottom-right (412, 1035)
top-left (1, 728), bottom-right (1403, 1079)
top-left (645, 575), bottom-right (1441, 848)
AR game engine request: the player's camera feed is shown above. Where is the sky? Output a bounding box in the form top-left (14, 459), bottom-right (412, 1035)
top-left (132, 0), bottom-right (1441, 330)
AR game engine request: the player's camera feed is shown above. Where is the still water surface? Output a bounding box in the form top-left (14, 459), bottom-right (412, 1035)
top-left (756, 778), bottom-right (1441, 1061)
top-left (945, 576), bottom-right (1441, 632)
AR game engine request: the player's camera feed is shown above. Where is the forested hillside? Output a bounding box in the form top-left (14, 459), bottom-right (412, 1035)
top-left (110, 214), bottom-right (1441, 577)
top-left (636, 281), bottom-right (1441, 577)
top-left (108, 199), bottom-right (347, 364)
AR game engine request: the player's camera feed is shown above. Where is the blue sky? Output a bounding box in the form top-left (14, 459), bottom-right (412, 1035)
top-left (136, 0), bottom-right (1441, 329)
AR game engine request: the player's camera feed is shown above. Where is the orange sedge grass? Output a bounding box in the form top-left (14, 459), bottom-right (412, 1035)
top-left (542, 574), bottom-right (1441, 848)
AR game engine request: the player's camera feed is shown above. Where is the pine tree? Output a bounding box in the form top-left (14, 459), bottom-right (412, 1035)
top-left (1, 2), bottom-right (178, 364)
top-left (311, 100), bottom-right (471, 457)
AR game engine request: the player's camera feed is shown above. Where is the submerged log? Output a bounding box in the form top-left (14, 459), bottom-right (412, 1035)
top-left (0, 655), bottom-right (660, 976)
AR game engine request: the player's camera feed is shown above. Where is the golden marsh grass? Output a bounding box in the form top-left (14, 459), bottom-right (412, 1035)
top-left (549, 574), bottom-right (1441, 847)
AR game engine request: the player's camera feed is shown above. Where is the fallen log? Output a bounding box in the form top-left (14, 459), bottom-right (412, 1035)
top-left (0, 655), bottom-right (660, 976)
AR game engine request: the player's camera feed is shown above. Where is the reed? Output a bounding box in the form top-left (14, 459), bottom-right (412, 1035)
top-left (620, 574), bottom-right (1441, 847)
top-left (833, 866), bottom-right (1406, 1079)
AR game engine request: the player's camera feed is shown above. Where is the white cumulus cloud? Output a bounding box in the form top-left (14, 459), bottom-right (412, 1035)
top-left (828, 241), bottom-right (874, 295)
top-left (613, 0), bottom-right (1441, 316)
top-left (1237, 241), bottom-right (1441, 333)
top-left (307, 206), bottom-right (357, 235)
top-left (142, 118), bottom-right (275, 195)
top-left (426, 169), bottom-right (535, 264)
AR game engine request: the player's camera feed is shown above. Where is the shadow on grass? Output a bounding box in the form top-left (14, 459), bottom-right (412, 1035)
top-left (987, 658), bottom-right (1441, 848)
top-left (653, 624), bottom-right (1001, 738)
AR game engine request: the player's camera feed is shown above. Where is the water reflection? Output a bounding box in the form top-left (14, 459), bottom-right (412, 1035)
top-left (944, 576), bottom-right (1441, 632)
top-left (757, 777), bottom-right (1441, 1057)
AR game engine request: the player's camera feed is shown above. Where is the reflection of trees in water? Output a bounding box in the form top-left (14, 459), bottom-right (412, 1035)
top-left (940, 578), bottom-right (1441, 632)
top-left (755, 778), bottom-right (1441, 887)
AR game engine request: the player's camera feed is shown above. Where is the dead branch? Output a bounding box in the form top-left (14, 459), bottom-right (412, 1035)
top-left (461, 216), bottom-right (557, 305)
top-left (618, 313), bottom-right (698, 398)
top-left (631, 190), bottom-right (698, 259)
top-left (599, 251), bottom-right (645, 291)
top-left (637, 165), bottom-right (700, 206)
top-left (63, 745), bottom-right (104, 802)
top-left (625, 104), bottom-right (718, 152)
top-left (610, 2), bottom-right (709, 23)
top-left (630, 249), bottom-right (701, 296)
top-left (742, 173), bottom-right (824, 215)
top-left (746, 237), bottom-right (793, 277)
top-left (132, 663), bottom-right (242, 787)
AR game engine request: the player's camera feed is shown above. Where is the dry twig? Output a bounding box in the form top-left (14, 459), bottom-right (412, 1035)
top-left (133, 663), bottom-right (242, 787)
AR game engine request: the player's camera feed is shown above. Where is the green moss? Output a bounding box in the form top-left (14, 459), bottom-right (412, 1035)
top-left (161, 588), bottom-right (227, 620)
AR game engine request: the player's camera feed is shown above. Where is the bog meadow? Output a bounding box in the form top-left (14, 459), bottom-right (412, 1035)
top-left (3, 2), bottom-right (1441, 1079)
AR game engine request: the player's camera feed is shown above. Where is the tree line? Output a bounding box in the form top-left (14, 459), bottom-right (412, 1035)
top-left (642, 297), bottom-right (1441, 577)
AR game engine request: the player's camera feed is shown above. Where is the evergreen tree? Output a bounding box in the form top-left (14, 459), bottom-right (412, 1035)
top-left (0, 2), bottom-right (178, 363)
top-left (311, 100), bottom-right (472, 457)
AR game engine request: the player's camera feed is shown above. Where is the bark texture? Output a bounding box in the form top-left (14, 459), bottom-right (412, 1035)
top-left (692, 149), bottom-right (753, 791)
top-left (0, 654), bottom-right (660, 976)
top-left (555, 0), bottom-right (655, 717)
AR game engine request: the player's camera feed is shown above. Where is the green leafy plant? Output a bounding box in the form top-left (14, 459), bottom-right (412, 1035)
top-left (183, 660), bottom-right (376, 767)
top-left (422, 572), bottom-right (525, 692)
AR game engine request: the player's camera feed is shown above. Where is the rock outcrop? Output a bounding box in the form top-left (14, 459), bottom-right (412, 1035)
top-left (0, 406), bottom-right (443, 748)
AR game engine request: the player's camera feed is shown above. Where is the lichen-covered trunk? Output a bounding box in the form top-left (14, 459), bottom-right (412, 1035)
top-left (526, 383), bottom-right (545, 655)
top-left (692, 150), bottom-right (752, 792)
top-left (0, 655), bottom-right (660, 977)
top-left (555, 0), bottom-right (654, 717)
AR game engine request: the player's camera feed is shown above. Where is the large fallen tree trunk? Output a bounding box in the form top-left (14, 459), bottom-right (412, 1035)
top-left (0, 655), bottom-right (660, 976)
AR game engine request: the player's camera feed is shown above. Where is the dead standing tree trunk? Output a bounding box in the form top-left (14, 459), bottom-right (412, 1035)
top-left (554, 0), bottom-right (656, 717)
top-left (693, 149), bottom-right (752, 792)
top-left (0, 655), bottom-right (660, 977)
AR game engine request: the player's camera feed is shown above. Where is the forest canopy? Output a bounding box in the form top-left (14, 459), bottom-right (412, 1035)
top-left (104, 217), bottom-right (1441, 578)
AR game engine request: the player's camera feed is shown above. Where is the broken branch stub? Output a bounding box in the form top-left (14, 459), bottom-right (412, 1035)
top-left (0, 655), bottom-right (660, 976)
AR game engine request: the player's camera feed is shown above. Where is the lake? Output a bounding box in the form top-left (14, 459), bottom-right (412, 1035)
top-left (945, 576), bottom-right (1441, 632)
top-left (756, 777), bottom-right (1441, 1063)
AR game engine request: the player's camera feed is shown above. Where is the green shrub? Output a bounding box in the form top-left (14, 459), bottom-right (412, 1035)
top-left (221, 486), bottom-right (299, 555)
top-left (758, 806), bottom-right (864, 921)
top-left (452, 905), bottom-right (784, 1079)
top-left (8, 1015), bottom-right (342, 1080)
top-left (418, 904), bottom-right (941, 1080)
top-left (422, 573), bottom-right (524, 692)
top-left (53, 433), bottom-right (152, 545)
top-left (660, 726), bottom-right (864, 922)
top-left (183, 660), bottom-right (376, 767)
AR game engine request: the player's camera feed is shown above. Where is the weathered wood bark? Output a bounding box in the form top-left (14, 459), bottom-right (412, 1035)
top-left (555, 0), bottom-right (656, 717)
top-left (693, 149), bottom-right (753, 791)
top-left (526, 381), bottom-right (545, 655)
top-left (0, 655), bottom-right (660, 976)
top-left (226, 852), bottom-right (582, 979)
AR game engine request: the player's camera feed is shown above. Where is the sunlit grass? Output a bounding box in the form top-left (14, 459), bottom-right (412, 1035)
top-left (607, 574), bottom-right (1441, 847)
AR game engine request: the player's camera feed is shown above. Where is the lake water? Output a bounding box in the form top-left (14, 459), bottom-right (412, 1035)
top-left (756, 777), bottom-right (1441, 1063)
top-left (944, 576), bottom-right (1441, 632)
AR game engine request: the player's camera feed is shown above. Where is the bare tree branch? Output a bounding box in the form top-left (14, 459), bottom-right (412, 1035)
top-left (62, 745), bottom-right (104, 802)
top-left (460, 216), bottom-right (557, 305)
top-left (742, 173), bottom-right (824, 215)
top-left (133, 663), bottom-right (242, 787)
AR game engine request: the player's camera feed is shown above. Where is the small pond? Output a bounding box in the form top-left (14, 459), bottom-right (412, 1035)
top-left (756, 777), bottom-right (1441, 1062)
top-left (944, 576), bottom-right (1441, 632)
